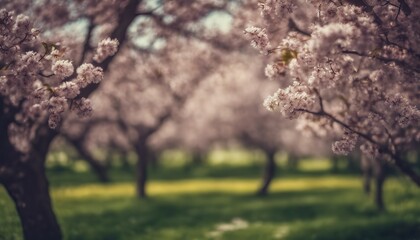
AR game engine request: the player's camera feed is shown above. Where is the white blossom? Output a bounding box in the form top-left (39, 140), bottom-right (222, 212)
top-left (244, 26), bottom-right (270, 54)
top-left (93, 38), bottom-right (119, 63)
top-left (52, 60), bottom-right (74, 78)
top-left (76, 63), bottom-right (104, 88)
top-left (56, 82), bottom-right (80, 99)
top-left (72, 97), bottom-right (93, 117)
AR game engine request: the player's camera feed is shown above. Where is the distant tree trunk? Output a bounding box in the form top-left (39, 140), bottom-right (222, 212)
top-left (0, 126), bottom-right (62, 240)
top-left (373, 159), bottom-right (386, 211)
top-left (104, 149), bottom-right (114, 169)
top-left (184, 151), bottom-right (204, 173)
top-left (257, 150), bottom-right (276, 196)
top-left (287, 153), bottom-right (299, 170)
top-left (149, 151), bottom-right (158, 169)
top-left (84, 154), bottom-right (110, 183)
top-left (118, 151), bottom-right (131, 171)
top-left (346, 154), bottom-right (359, 172)
top-left (192, 151), bottom-right (205, 166)
top-left (331, 155), bottom-right (340, 173)
top-left (70, 139), bottom-right (110, 183)
top-left (135, 140), bottom-right (149, 198)
top-left (361, 155), bottom-right (372, 195)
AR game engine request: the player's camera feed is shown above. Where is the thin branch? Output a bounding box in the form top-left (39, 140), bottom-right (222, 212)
top-left (288, 19), bottom-right (310, 36)
top-left (38, 72), bottom-right (54, 78)
top-left (78, 18), bottom-right (95, 66)
top-left (295, 105), bottom-right (420, 186)
top-left (342, 50), bottom-right (420, 73)
top-left (313, 88), bottom-right (324, 112)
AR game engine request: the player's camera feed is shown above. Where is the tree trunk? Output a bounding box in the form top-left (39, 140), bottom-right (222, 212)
top-left (373, 159), bottom-right (386, 211)
top-left (149, 151), bottom-right (158, 170)
top-left (135, 141), bottom-right (149, 198)
top-left (85, 155), bottom-right (110, 183)
top-left (0, 124), bottom-right (61, 240)
top-left (287, 153), bottom-right (299, 170)
top-left (346, 154), bottom-right (359, 172)
top-left (331, 155), bottom-right (340, 173)
top-left (120, 151), bottom-right (132, 171)
top-left (392, 154), bottom-right (420, 187)
top-left (361, 155), bottom-right (372, 195)
top-left (192, 152), bottom-right (205, 166)
top-left (363, 169), bottom-right (372, 195)
top-left (80, 151), bottom-right (110, 183)
top-left (3, 162), bottom-right (62, 240)
top-left (70, 139), bottom-right (110, 183)
top-left (257, 150), bottom-right (276, 196)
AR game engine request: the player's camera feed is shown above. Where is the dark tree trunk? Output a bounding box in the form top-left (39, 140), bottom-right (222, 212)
top-left (363, 168), bottom-right (372, 195)
top-left (192, 152), bottom-right (205, 166)
top-left (149, 151), bottom-right (158, 170)
top-left (331, 155), bottom-right (340, 173)
top-left (361, 155), bottom-right (372, 195)
top-left (120, 151), bottom-right (132, 171)
top-left (373, 159), bottom-right (386, 211)
top-left (69, 138), bottom-right (110, 183)
top-left (346, 154), bottom-right (359, 172)
top-left (135, 141), bottom-right (149, 198)
top-left (3, 162), bottom-right (62, 240)
top-left (85, 155), bottom-right (110, 183)
top-left (104, 149), bottom-right (113, 169)
top-left (287, 153), bottom-right (299, 170)
top-left (0, 123), bottom-right (61, 240)
top-left (257, 150), bottom-right (276, 196)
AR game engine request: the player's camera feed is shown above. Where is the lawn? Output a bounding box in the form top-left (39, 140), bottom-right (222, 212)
top-left (0, 157), bottom-right (419, 240)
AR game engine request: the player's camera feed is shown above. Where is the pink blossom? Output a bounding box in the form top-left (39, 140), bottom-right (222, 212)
top-left (93, 38), bottom-right (119, 63)
top-left (51, 60), bottom-right (74, 78)
top-left (76, 63), bottom-right (104, 88)
top-left (244, 26), bottom-right (270, 54)
top-left (72, 98), bottom-right (93, 118)
top-left (48, 113), bottom-right (61, 129)
top-left (332, 132), bottom-right (358, 155)
top-left (56, 82), bottom-right (80, 99)
top-left (46, 96), bottom-right (68, 114)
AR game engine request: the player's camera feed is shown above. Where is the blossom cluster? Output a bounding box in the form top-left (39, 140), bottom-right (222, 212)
top-left (0, 9), bottom-right (119, 151)
top-left (332, 131), bottom-right (358, 155)
top-left (93, 38), bottom-right (119, 63)
top-left (263, 81), bottom-right (314, 118)
top-left (244, 26), bottom-right (270, 54)
top-left (258, 0), bottom-right (296, 20)
top-left (52, 60), bottom-right (74, 78)
top-left (244, 0), bottom-right (420, 181)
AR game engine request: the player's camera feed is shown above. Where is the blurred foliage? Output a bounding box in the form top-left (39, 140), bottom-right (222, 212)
top-left (0, 152), bottom-right (419, 240)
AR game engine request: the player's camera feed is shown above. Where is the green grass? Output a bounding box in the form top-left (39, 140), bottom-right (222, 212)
top-left (0, 160), bottom-right (419, 240)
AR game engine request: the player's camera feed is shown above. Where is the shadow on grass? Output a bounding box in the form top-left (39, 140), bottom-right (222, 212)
top-left (286, 218), bottom-right (420, 240)
top-left (58, 188), bottom-right (420, 240)
top-left (47, 164), bottom-right (362, 187)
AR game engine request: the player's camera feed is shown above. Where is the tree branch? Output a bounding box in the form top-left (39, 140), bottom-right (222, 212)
top-left (78, 0), bottom-right (144, 99)
top-left (295, 105), bottom-right (420, 186)
top-left (78, 18), bottom-right (95, 66)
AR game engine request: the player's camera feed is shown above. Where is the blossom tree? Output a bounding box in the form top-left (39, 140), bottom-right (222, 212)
top-left (202, 53), bottom-right (331, 195)
top-left (59, 34), bottom-right (232, 198)
top-left (244, 0), bottom-right (420, 186)
top-left (0, 6), bottom-right (120, 239)
top-left (151, 51), bottom-right (332, 196)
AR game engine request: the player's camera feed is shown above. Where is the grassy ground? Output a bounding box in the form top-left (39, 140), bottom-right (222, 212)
top-left (0, 157), bottom-right (419, 240)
